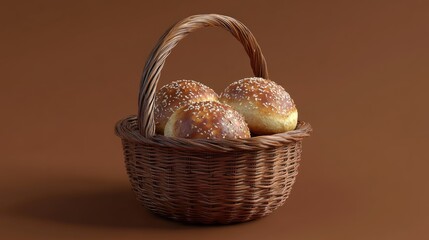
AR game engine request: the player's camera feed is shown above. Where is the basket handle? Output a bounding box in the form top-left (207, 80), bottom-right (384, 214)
top-left (138, 14), bottom-right (269, 137)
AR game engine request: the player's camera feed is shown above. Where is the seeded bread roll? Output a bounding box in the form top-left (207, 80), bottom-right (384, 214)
top-left (164, 101), bottom-right (250, 139)
top-left (154, 80), bottom-right (218, 134)
top-left (219, 77), bottom-right (298, 135)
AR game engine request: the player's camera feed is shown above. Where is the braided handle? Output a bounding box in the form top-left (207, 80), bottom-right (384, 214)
top-left (138, 14), bottom-right (269, 137)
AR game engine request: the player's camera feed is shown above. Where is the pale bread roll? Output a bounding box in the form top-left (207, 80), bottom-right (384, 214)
top-left (219, 77), bottom-right (298, 135)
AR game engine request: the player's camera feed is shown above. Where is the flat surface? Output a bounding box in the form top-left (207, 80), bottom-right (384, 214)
top-left (1, 0), bottom-right (428, 239)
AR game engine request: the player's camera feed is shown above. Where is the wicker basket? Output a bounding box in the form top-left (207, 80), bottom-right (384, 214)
top-left (115, 14), bottom-right (312, 224)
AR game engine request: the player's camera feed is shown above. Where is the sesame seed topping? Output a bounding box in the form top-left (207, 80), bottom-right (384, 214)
top-left (173, 101), bottom-right (250, 139)
top-left (154, 79), bottom-right (219, 131)
top-left (219, 77), bottom-right (295, 115)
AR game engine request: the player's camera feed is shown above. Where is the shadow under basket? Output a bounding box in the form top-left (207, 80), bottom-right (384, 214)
top-left (115, 14), bottom-right (312, 224)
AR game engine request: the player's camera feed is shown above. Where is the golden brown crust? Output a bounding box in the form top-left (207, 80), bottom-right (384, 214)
top-left (154, 80), bottom-right (218, 134)
top-left (219, 77), bottom-right (298, 135)
top-left (164, 101), bottom-right (250, 139)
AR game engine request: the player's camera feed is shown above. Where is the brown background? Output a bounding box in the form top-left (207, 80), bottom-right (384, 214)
top-left (1, 0), bottom-right (428, 239)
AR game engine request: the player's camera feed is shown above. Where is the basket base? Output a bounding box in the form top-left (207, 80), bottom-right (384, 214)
top-left (138, 199), bottom-right (279, 225)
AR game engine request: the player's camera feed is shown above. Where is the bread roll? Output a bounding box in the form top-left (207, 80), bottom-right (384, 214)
top-left (219, 77), bottom-right (298, 135)
top-left (164, 101), bottom-right (250, 139)
top-left (154, 80), bottom-right (218, 134)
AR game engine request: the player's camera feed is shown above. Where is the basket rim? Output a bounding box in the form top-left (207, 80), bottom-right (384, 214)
top-left (115, 115), bottom-right (312, 152)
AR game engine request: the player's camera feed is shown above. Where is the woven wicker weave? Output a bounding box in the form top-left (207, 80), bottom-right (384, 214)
top-left (115, 14), bottom-right (312, 224)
